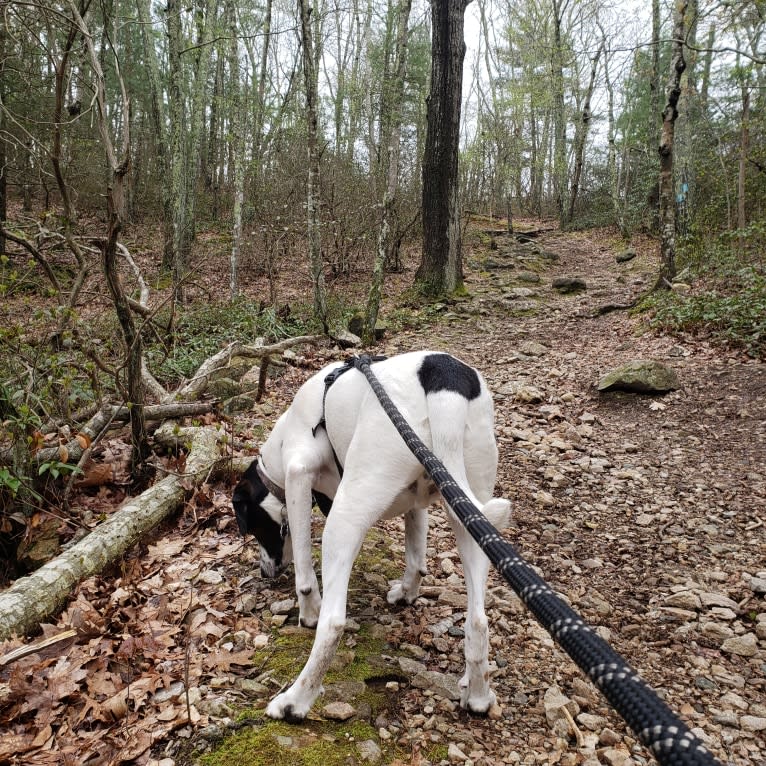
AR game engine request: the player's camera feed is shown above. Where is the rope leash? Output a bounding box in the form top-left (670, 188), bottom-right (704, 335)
top-left (351, 355), bottom-right (722, 766)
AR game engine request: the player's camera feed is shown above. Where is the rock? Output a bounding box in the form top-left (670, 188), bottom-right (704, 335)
top-left (552, 277), bottom-right (587, 294)
top-left (599, 746), bottom-right (630, 766)
top-left (699, 592), bottom-right (739, 610)
top-left (577, 713), bottom-right (609, 730)
top-left (543, 685), bottom-right (579, 727)
top-left (411, 670), bottom-right (461, 701)
top-left (747, 577), bottom-right (766, 595)
top-left (615, 248), bottom-right (637, 264)
top-left (448, 742), bottom-right (469, 762)
top-left (740, 716), bottom-right (766, 732)
top-left (599, 728), bottom-right (623, 746)
top-left (347, 314), bottom-right (387, 340)
top-left (322, 701), bottom-right (356, 721)
top-left (357, 739), bottom-right (383, 762)
top-left (398, 657), bottom-right (427, 676)
top-left (519, 340), bottom-right (548, 356)
top-left (517, 271), bottom-right (541, 283)
top-left (332, 329), bottom-right (361, 348)
top-left (721, 633), bottom-right (758, 657)
top-left (505, 287), bottom-right (537, 299)
top-left (597, 360), bottom-right (680, 394)
top-left (270, 598), bottom-right (295, 615)
top-left (663, 591), bottom-right (701, 610)
top-left (208, 377), bottom-right (240, 399)
top-left (498, 382), bottom-right (545, 402)
top-left (222, 394), bottom-right (256, 415)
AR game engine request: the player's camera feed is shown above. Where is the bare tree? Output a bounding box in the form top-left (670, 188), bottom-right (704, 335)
top-left (416, 0), bottom-right (472, 297)
top-left (298, 0), bottom-right (328, 330)
top-left (656, 0), bottom-right (688, 290)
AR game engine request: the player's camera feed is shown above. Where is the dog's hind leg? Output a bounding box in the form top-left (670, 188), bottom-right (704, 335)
top-left (448, 511), bottom-right (497, 713)
top-left (387, 505), bottom-right (428, 605)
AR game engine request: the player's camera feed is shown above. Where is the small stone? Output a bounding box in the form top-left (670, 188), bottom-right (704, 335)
top-left (721, 633), bottom-right (758, 657)
top-left (411, 670), bottom-right (461, 701)
top-left (270, 598), bottom-right (295, 615)
top-left (748, 577), bottom-right (766, 595)
top-left (519, 341), bottom-right (548, 356)
top-left (599, 746), bottom-right (630, 766)
top-left (197, 569), bottom-right (224, 585)
top-left (322, 701), bottom-right (356, 721)
top-left (615, 248), bottom-right (637, 264)
top-left (740, 716), bottom-right (766, 732)
top-left (357, 739), bottom-right (382, 762)
top-left (577, 713), bottom-right (608, 730)
top-left (699, 592), bottom-right (739, 610)
top-left (448, 742), bottom-right (468, 762)
top-left (599, 728), bottom-right (623, 746)
top-left (663, 591), bottom-right (701, 610)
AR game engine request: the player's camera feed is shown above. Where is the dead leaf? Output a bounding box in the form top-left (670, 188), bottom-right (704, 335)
top-left (203, 648), bottom-right (254, 671)
top-left (76, 432), bottom-right (92, 449)
top-left (58, 445), bottom-right (69, 463)
top-left (75, 462), bottom-right (113, 488)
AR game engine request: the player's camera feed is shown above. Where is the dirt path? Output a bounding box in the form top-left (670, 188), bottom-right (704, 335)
top-left (1, 223), bottom-right (763, 766)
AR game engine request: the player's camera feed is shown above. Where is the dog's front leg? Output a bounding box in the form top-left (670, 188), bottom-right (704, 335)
top-left (266, 511), bottom-right (365, 720)
top-left (285, 464), bottom-right (322, 628)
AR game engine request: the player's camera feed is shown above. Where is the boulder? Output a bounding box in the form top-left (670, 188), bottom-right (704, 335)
top-left (597, 360), bottom-right (679, 394)
top-left (552, 277), bottom-right (586, 294)
top-left (615, 248), bottom-right (637, 264)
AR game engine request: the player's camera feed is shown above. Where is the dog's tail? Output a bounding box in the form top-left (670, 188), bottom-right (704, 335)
top-left (425, 388), bottom-right (511, 530)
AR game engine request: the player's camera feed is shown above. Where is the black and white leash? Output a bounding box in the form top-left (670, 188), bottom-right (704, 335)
top-left (350, 355), bottom-right (723, 766)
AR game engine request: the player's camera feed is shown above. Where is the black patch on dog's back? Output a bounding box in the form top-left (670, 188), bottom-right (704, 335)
top-left (418, 353), bottom-right (481, 400)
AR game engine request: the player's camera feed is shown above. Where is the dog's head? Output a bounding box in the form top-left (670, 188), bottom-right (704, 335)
top-left (232, 462), bottom-right (292, 578)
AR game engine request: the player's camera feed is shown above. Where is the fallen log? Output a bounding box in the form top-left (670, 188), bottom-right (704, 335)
top-left (0, 424), bottom-right (226, 641)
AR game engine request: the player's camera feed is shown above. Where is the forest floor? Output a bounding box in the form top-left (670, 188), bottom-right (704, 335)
top-left (1, 220), bottom-right (764, 766)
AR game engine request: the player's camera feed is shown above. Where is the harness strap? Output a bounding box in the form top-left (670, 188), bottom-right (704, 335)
top-left (312, 355), bottom-right (387, 476)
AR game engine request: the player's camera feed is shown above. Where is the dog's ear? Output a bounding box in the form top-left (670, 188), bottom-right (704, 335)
top-left (233, 478), bottom-right (257, 536)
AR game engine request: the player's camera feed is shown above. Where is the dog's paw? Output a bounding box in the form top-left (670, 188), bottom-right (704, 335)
top-left (297, 589), bottom-right (321, 628)
top-left (386, 580), bottom-right (418, 605)
top-left (266, 691), bottom-right (310, 722)
top-left (459, 673), bottom-right (497, 714)
top-left (460, 687), bottom-right (497, 715)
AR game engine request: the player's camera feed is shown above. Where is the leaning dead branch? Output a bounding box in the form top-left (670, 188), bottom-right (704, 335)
top-left (0, 424), bottom-right (225, 641)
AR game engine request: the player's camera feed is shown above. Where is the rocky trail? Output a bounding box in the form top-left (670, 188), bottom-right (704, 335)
top-left (1, 223), bottom-right (764, 766)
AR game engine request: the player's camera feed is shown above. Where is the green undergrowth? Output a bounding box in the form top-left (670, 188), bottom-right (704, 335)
top-left (637, 244), bottom-right (766, 358)
top-left (146, 298), bottom-right (311, 384)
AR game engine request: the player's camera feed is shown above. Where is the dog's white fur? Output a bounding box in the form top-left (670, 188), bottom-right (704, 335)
top-left (256, 351), bottom-right (510, 720)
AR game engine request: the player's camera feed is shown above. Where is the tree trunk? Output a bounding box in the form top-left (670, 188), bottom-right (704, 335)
top-left (365, 0), bottom-right (412, 344)
top-left (227, 0), bottom-right (245, 299)
top-left (567, 43), bottom-right (602, 225)
top-left (137, 0), bottom-right (173, 268)
top-left (298, 0), bottom-right (328, 330)
top-left (416, 0), bottom-right (472, 297)
top-left (0, 5), bottom-right (5, 258)
top-left (0, 425), bottom-right (223, 641)
top-left (551, 0), bottom-right (567, 227)
top-left (738, 83), bottom-right (750, 239)
top-left (650, 0), bottom-right (661, 140)
top-left (656, 0), bottom-right (688, 291)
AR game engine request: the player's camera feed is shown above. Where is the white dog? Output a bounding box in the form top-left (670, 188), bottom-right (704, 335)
top-left (232, 351), bottom-right (510, 721)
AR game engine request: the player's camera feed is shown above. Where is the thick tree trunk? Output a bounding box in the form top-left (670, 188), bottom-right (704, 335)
top-left (365, 0), bottom-right (412, 343)
top-left (656, 0), bottom-right (688, 290)
top-left (0, 426), bottom-right (223, 641)
top-left (298, 0), bottom-right (328, 330)
top-left (416, 0), bottom-right (471, 297)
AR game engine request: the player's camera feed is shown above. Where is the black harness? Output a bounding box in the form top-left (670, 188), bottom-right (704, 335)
top-left (311, 355), bottom-right (387, 477)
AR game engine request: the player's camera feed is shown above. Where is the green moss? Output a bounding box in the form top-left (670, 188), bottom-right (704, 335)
top-left (198, 717), bottom-right (390, 766)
